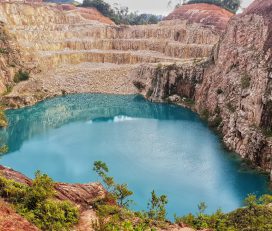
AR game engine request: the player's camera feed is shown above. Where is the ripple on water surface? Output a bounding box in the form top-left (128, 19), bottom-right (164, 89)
top-left (0, 94), bottom-right (270, 218)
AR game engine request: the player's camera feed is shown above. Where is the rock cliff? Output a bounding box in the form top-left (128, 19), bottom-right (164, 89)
top-left (134, 0), bottom-right (272, 179)
top-left (0, 2), bottom-right (219, 106)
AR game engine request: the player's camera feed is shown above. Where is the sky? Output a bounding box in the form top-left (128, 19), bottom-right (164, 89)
top-left (105, 0), bottom-right (255, 15)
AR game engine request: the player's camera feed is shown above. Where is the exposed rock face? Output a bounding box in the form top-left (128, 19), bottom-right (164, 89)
top-left (0, 21), bottom-right (25, 94)
top-left (134, 0), bottom-right (272, 177)
top-left (132, 61), bottom-right (206, 103)
top-left (0, 2), bottom-right (220, 106)
top-left (164, 3), bottom-right (234, 31)
top-left (195, 2), bottom-right (272, 173)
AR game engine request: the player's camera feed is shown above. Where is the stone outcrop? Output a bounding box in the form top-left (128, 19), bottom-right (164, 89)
top-left (134, 0), bottom-right (272, 178)
top-left (164, 3), bottom-right (234, 31)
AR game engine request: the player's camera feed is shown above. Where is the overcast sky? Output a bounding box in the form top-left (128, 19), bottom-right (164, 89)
top-left (105, 0), bottom-right (254, 15)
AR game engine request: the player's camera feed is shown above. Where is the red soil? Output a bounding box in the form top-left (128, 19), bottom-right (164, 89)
top-left (0, 200), bottom-right (39, 231)
top-left (57, 4), bottom-right (114, 25)
top-left (164, 3), bottom-right (234, 31)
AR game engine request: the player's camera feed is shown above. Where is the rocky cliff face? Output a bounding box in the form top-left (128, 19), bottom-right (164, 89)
top-left (0, 2), bottom-right (219, 106)
top-left (134, 0), bottom-right (272, 178)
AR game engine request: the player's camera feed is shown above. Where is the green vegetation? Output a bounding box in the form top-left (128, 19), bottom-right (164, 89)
top-left (147, 190), bottom-right (168, 221)
top-left (93, 161), bottom-right (133, 208)
top-left (0, 110), bottom-right (8, 128)
top-left (241, 73), bottom-right (251, 89)
top-left (14, 70), bottom-right (30, 83)
top-left (175, 194), bottom-right (272, 230)
top-left (0, 171), bottom-right (79, 230)
top-left (92, 161), bottom-right (168, 230)
top-left (81, 0), bottom-right (162, 25)
top-left (0, 144), bottom-right (8, 154)
top-left (0, 160), bottom-right (271, 230)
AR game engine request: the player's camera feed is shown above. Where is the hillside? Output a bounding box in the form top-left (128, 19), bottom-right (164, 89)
top-left (164, 3), bottom-right (234, 31)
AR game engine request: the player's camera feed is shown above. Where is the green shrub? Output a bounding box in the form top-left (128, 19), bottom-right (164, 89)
top-left (0, 144), bottom-right (8, 154)
top-left (147, 190), bottom-right (168, 221)
top-left (175, 194), bottom-right (272, 231)
top-left (0, 172), bottom-right (79, 230)
top-left (0, 109), bottom-right (8, 128)
top-left (26, 199), bottom-right (79, 231)
top-left (14, 70), bottom-right (29, 83)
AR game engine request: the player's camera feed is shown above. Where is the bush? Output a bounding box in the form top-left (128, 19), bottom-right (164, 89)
top-left (0, 109), bottom-right (8, 128)
top-left (14, 70), bottom-right (29, 83)
top-left (175, 194), bottom-right (272, 231)
top-left (0, 172), bottom-right (79, 231)
top-left (27, 200), bottom-right (79, 230)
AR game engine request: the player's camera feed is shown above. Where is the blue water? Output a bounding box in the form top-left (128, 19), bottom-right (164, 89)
top-left (0, 94), bottom-right (269, 218)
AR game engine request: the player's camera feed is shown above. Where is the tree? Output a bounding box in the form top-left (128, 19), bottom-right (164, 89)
top-left (147, 190), bottom-right (168, 221)
top-left (81, 0), bottom-right (114, 18)
top-left (93, 161), bottom-right (133, 208)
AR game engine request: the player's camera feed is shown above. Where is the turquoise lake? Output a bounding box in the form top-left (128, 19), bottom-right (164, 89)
top-left (0, 94), bottom-right (270, 218)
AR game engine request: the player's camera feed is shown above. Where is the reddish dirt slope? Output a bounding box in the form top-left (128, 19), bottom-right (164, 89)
top-left (57, 4), bottom-right (114, 25)
top-left (164, 3), bottom-right (234, 31)
top-left (0, 200), bottom-right (39, 231)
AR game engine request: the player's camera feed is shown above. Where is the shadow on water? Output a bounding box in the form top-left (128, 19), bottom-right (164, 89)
top-left (0, 93), bottom-right (270, 218)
